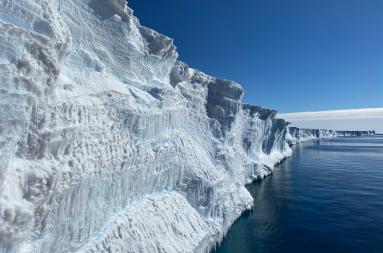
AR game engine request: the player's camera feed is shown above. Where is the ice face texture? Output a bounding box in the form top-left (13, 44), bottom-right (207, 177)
top-left (0, 1), bottom-right (374, 252)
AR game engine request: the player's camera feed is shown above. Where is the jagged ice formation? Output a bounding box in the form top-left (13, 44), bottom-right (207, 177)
top-left (0, 1), bottom-right (375, 252)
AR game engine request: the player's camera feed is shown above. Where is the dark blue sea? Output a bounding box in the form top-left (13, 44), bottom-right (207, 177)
top-left (214, 135), bottom-right (383, 253)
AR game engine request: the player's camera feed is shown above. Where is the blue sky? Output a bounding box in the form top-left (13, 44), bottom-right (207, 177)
top-left (129, 0), bottom-right (383, 113)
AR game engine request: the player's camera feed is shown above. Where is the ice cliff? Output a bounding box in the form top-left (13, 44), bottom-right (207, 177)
top-left (287, 127), bottom-right (375, 145)
top-left (0, 1), bottom-right (375, 253)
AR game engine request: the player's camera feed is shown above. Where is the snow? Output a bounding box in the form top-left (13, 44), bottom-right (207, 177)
top-left (279, 108), bottom-right (382, 133)
top-left (0, 1), bottom-right (375, 253)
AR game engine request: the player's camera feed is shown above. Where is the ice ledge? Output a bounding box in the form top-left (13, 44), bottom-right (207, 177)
top-left (77, 192), bottom-right (217, 253)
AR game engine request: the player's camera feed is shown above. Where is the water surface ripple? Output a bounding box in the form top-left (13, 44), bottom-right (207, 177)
top-left (214, 136), bottom-right (383, 253)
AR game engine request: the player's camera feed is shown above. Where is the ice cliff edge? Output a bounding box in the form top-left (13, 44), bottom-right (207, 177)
top-left (0, 1), bottom-right (374, 253)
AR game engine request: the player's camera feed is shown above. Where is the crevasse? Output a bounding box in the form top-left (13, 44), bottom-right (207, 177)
top-left (0, 1), bottom-right (374, 253)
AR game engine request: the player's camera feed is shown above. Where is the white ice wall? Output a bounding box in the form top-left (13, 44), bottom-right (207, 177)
top-left (0, 1), bottom-right (372, 253)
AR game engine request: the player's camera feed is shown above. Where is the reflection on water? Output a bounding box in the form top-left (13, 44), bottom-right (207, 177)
top-left (214, 136), bottom-right (383, 253)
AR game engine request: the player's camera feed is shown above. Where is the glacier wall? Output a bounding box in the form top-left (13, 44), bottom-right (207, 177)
top-left (287, 127), bottom-right (376, 145)
top-left (0, 1), bottom-right (375, 253)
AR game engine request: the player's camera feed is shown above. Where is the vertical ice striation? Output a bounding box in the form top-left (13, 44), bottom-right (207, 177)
top-left (0, 1), bottom-right (375, 253)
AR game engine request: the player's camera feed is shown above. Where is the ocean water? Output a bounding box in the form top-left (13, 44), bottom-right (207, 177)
top-left (214, 135), bottom-right (383, 253)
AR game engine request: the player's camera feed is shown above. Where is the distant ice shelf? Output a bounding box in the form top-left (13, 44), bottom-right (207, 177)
top-left (0, 1), bottom-right (375, 253)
